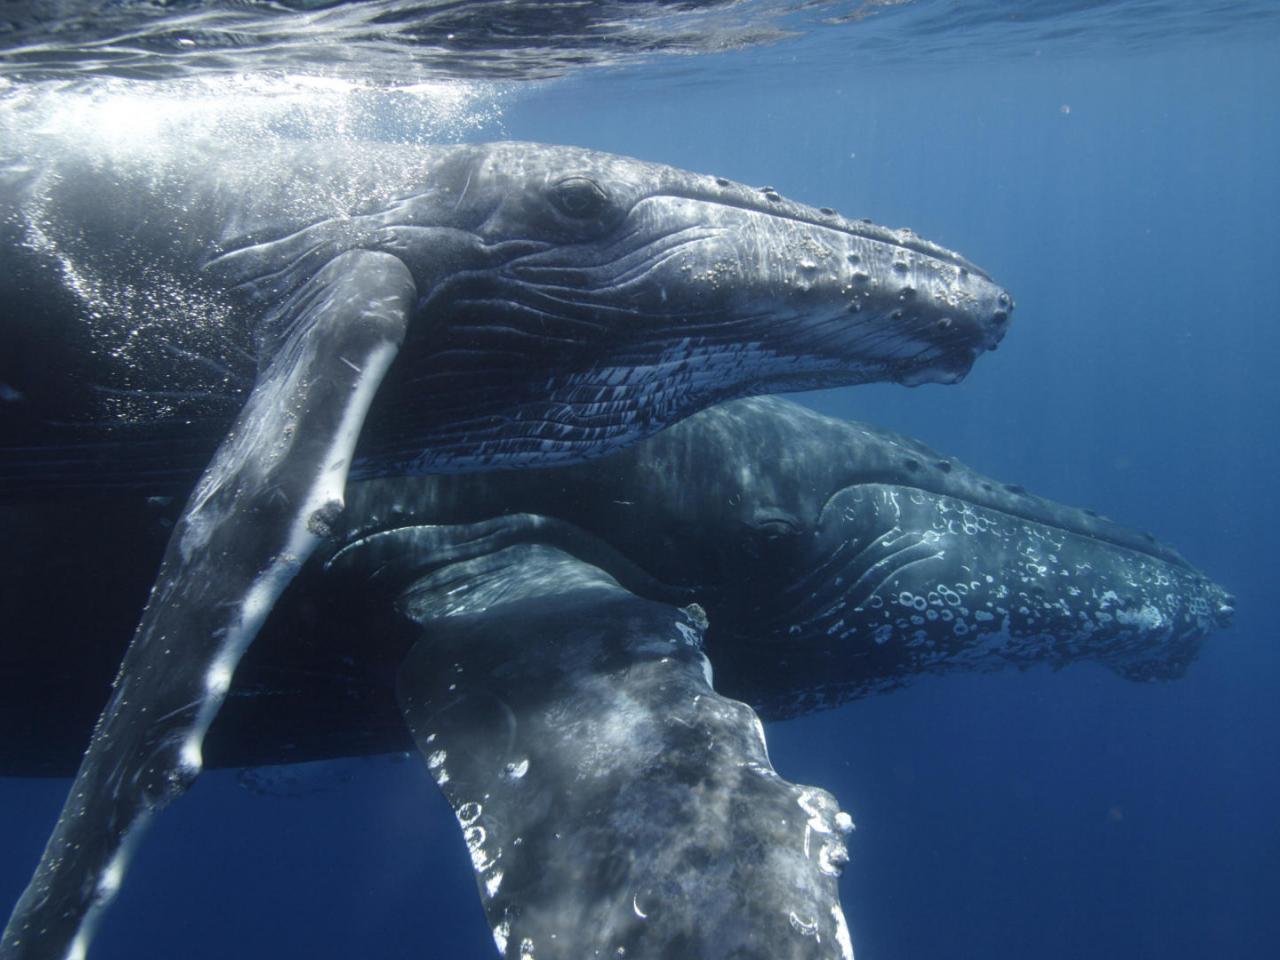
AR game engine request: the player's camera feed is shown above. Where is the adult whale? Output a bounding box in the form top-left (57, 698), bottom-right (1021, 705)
top-left (0, 140), bottom-right (1012, 959)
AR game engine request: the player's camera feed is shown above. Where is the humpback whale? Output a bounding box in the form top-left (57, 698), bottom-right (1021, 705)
top-left (0, 398), bottom-right (1234, 776)
top-left (0, 140), bottom-right (1012, 959)
top-left (0, 398), bottom-right (1231, 958)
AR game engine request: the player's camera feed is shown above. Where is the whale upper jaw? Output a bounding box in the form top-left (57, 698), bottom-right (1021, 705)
top-left (493, 179), bottom-right (1015, 392)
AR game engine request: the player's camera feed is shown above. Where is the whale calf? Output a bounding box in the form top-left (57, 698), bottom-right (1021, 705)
top-left (0, 139), bottom-right (1011, 959)
top-left (0, 397), bottom-right (1231, 775)
top-left (328, 398), bottom-right (1236, 959)
top-left (0, 397), bottom-right (1230, 958)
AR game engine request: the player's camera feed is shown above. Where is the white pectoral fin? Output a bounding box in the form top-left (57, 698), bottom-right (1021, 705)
top-left (1, 250), bottom-right (415, 960)
top-left (393, 537), bottom-right (856, 960)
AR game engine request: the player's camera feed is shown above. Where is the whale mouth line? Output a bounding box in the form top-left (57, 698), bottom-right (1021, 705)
top-left (652, 190), bottom-right (990, 278)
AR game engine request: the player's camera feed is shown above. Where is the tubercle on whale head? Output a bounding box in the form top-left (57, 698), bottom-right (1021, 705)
top-left (626, 195), bottom-right (1014, 391)
top-left (643, 161), bottom-right (1016, 388)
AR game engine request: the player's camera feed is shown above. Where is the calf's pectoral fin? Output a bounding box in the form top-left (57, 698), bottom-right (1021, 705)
top-left (391, 531), bottom-right (857, 960)
top-left (1, 251), bottom-right (415, 960)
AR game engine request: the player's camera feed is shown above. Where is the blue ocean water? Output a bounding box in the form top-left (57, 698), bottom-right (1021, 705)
top-left (1, 3), bottom-right (1278, 958)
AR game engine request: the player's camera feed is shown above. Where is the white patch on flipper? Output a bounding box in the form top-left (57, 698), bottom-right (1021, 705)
top-left (464, 824), bottom-right (496, 873)
top-left (96, 857), bottom-right (123, 900)
top-left (180, 736), bottom-right (203, 773)
top-left (818, 838), bottom-right (848, 877)
top-left (798, 788), bottom-right (852, 875)
top-left (45, 336), bottom-right (404, 960)
top-left (205, 658), bottom-right (233, 696)
top-left (832, 904), bottom-right (855, 960)
top-left (180, 339), bottom-right (400, 784)
top-left (61, 808), bottom-right (153, 960)
top-left (493, 917), bottom-right (510, 954)
top-left (789, 911), bottom-right (820, 939)
top-left (485, 870), bottom-right (504, 898)
top-left (797, 789), bottom-right (833, 835)
top-left (427, 751), bottom-right (450, 785)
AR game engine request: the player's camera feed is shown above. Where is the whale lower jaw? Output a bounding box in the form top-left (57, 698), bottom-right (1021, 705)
top-left (359, 344), bottom-right (871, 476)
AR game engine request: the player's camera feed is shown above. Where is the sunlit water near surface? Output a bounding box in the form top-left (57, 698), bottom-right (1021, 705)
top-left (1, 2), bottom-right (1278, 958)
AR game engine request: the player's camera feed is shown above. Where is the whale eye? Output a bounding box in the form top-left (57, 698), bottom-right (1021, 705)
top-left (753, 519), bottom-right (798, 540)
top-left (745, 509), bottom-right (802, 542)
top-left (551, 176), bottom-right (609, 218)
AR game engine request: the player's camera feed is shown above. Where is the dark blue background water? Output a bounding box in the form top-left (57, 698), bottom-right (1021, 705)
top-left (3, 20), bottom-right (1278, 960)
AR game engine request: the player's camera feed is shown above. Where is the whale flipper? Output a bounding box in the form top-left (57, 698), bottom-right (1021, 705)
top-left (386, 530), bottom-right (856, 960)
top-left (1, 251), bottom-right (415, 960)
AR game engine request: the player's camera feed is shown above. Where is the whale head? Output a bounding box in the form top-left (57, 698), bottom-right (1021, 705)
top-left (358, 142), bottom-right (1014, 472)
top-left (675, 400), bottom-right (1235, 716)
top-left (453, 143), bottom-right (1009, 383)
